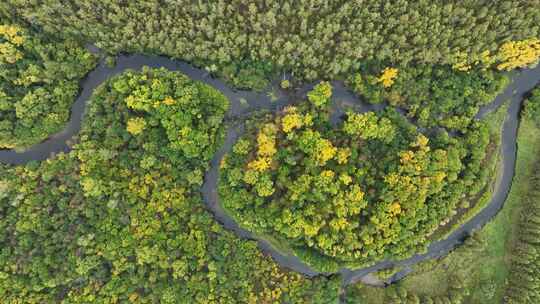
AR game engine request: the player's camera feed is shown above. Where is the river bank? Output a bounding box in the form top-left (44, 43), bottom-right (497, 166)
top-left (1, 48), bottom-right (539, 289)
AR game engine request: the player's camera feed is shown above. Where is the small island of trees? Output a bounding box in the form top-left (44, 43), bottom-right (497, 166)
top-left (219, 80), bottom-right (500, 271)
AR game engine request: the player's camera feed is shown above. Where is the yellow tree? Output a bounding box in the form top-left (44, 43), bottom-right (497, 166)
top-left (496, 39), bottom-right (540, 71)
top-left (377, 67), bottom-right (399, 88)
top-left (0, 25), bottom-right (25, 64)
top-left (126, 117), bottom-right (147, 135)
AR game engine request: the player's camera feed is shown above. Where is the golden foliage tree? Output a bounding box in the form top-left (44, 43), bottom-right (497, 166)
top-left (496, 38), bottom-right (540, 71)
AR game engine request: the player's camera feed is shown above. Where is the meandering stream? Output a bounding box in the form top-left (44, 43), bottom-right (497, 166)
top-left (1, 48), bottom-right (540, 288)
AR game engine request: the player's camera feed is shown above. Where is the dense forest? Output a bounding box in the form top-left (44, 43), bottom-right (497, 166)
top-left (1, 1), bottom-right (540, 89)
top-left (342, 86), bottom-right (540, 304)
top-left (0, 68), bottom-right (341, 303)
top-left (348, 64), bottom-right (508, 131)
top-left (219, 78), bottom-right (500, 271)
top-left (1, 2), bottom-right (540, 303)
top-left (0, 20), bottom-right (96, 149)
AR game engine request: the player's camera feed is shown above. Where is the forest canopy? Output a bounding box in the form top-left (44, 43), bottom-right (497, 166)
top-left (0, 67), bottom-right (342, 303)
top-left (1, 2), bottom-right (539, 303)
top-left (0, 21), bottom-right (96, 149)
top-left (349, 63), bottom-right (509, 131)
top-left (2, 1), bottom-right (540, 89)
top-left (219, 81), bottom-right (498, 271)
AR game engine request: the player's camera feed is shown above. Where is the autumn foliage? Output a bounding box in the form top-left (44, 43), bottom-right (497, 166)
top-left (0, 22), bottom-right (96, 148)
top-left (0, 68), bottom-right (341, 302)
top-left (377, 67), bottom-right (399, 88)
top-left (219, 82), bottom-right (495, 270)
top-left (5, 1), bottom-right (540, 87)
top-left (496, 39), bottom-right (540, 71)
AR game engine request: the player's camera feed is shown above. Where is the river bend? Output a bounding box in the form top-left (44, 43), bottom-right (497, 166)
top-left (1, 49), bottom-right (540, 287)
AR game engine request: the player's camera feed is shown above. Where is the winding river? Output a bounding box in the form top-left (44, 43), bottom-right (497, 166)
top-left (1, 47), bottom-right (540, 289)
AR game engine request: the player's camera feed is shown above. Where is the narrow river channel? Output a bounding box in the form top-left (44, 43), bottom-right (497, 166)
top-left (1, 49), bottom-right (539, 288)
